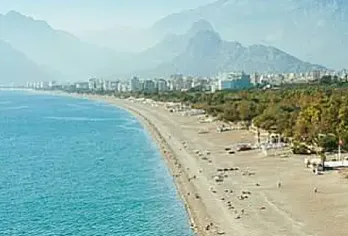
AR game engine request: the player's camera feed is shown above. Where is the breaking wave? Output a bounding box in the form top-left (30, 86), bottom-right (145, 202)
top-left (0, 106), bottom-right (28, 110)
top-left (44, 116), bottom-right (118, 122)
top-left (116, 124), bottom-right (144, 132)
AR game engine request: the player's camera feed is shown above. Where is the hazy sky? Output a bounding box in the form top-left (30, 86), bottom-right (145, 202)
top-left (0, 0), bottom-right (215, 32)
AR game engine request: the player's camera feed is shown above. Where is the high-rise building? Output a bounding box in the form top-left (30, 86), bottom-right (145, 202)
top-left (170, 74), bottom-right (184, 91)
top-left (157, 79), bottom-right (168, 92)
top-left (130, 76), bottom-right (141, 92)
top-left (88, 78), bottom-right (97, 90)
top-left (143, 80), bottom-right (156, 93)
top-left (110, 81), bottom-right (119, 91)
top-left (117, 82), bottom-right (123, 92)
top-left (183, 76), bottom-right (193, 90)
top-left (103, 80), bottom-right (110, 90)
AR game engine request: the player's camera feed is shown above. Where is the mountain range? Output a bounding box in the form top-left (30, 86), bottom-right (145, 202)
top-left (140, 23), bottom-right (324, 77)
top-left (82, 0), bottom-right (348, 70)
top-left (0, 11), bottom-right (130, 81)
top-left (131, 20), bottom-right (216, 71)
top-left (150, 0), bottom-right (348, 70)
top-left (0, 8), bottom-right (332, 84)
top-left (0, 40), bottom-right (50, 84)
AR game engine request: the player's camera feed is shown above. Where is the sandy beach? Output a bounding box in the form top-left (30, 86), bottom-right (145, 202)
top-left (28, 91), bottom-right (348, 235)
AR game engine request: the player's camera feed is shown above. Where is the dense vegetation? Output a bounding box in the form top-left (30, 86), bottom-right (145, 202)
top-left (55, 77), bottom-right (348, 153)
top-left (117, 87), bottom-right (348, 153)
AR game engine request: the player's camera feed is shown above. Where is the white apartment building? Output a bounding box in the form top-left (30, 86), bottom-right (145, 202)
top-left (88, 78), bottom-right (97, 90)
top-left (75, 82), bottom-right (89, 89)
top-left (110, 81), bottom-right (119, 91)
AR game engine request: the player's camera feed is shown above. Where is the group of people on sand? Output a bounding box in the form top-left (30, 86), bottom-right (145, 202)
top-left (134, 100), bottom-right (328, 236)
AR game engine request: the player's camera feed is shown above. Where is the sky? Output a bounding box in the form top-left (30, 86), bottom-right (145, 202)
top-left (0, 0), bottom-right (215, 32)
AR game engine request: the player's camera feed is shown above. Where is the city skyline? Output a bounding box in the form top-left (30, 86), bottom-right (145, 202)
top-left (24, 69), bottom-right (348, 92)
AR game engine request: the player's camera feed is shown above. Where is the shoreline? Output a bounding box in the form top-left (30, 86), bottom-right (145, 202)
top-left (109, 98), bottom-right (205, 235)
top-left (22, 90), bottom-right (210, 235)
top-left (10, 89), bottom-right (348, 236)
top-left (82, 96), bottom-right (215, 235)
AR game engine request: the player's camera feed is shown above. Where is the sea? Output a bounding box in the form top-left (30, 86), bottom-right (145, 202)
top-left (0, 91), bottom-right (194, 236)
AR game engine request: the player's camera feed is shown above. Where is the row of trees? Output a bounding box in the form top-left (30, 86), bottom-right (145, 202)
top-left (56, 83), bottom-right (348, 152)
top-left (120, 85), bottom-right (348, 152)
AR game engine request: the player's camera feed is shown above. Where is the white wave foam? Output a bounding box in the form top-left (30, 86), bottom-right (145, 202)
top-left (0, 106), bottom-right (28, 110)
top-left (44, 116), bottom-right (118, 122)
top-left (124, 119), bottom-right (138, 125)
top-left (117, 124), bottom-right (143, 132)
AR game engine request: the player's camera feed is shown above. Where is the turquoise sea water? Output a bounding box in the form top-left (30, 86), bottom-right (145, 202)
top-left (0, 91), bottom-right (193, 236)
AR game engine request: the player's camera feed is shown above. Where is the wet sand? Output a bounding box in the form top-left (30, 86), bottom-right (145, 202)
top-left (30, 91), bottom-right (348, 236)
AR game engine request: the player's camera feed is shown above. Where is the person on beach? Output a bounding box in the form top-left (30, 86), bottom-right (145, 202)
top-left (277, 181), bottom-right (281, 188)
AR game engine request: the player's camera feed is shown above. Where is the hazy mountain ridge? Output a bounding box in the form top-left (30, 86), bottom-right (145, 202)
top-left (150, 0), bottom-right (348, 69)
top-left (0, 11), bottom-right (130, 80)
top-left (146, 28), bottom-right (325, 77)
top-left (133, 20), bottom-right (215, 70)
top-left (0, 40), bottom-right (51, 84)
top-left (0, 10), bottom-right (328, 82)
